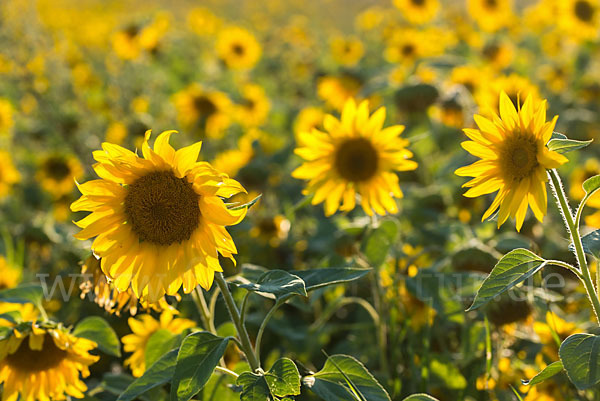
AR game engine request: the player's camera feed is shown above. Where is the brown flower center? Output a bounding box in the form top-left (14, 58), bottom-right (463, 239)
top-left (6, 334), bottom-right (67, 372)
top-left (124, 170), bottom-right (200, 245)
top-left (44, 157), bottom-right (71, 181)
top-left (575, 0), bottom-right (594, 22)
top-left (334, 138), bottom-right (379, 182)
top-left (193, 95), bottom-right (218, 116)
top-left (232, 43), bottom-right (245, 56)
top-left (499, 132), bottom-right (539, 182)
top-left (411, 0), bottom-right (425, 6)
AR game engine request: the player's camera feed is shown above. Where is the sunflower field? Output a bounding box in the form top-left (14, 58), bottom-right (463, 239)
top-left (5, 0), bottom-right (600, 400)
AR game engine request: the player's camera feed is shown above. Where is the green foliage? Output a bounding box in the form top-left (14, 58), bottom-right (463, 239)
top-left (402, 395), bottom-right (440, 401)
top-left (118, 349), bottom-right (179, 401)
top-left (467, 249), bottom-right (546, 311)
top-left (236, 358), bottom-right (300, 401)
top-left (522, 361), bottom-right (564, 386)
top-left (559, 333), bottom-right (600, 390)
top-left (579, 230), bottom-right (600, 259)
top-left (293, 268), bottom-right (371, 291)
top-left (547, 133), bottom-right (592, 154)
top-left (302, 354), bottom-right (391, 401)
top-left (73, 316), bottom-right (121, 357)
top-left (361, 219), bottom-right (399, 268)
top-left (237, 270), bottom-right (307, 300)
top-left (0, 283), bottom-right (43, 305)
top-left (145, 329), bottom-right (181, 369)
top-left (171, 332), bottom-right (231, 401)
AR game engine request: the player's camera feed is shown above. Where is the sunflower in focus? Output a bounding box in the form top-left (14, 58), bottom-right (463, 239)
top-left (393, 0), bottom-right (439, 24)
top-left (317, 75), bottom-right (362, 111)
top-left (71, 130), bottom-right (248, 302)
top-left (235, 83), bottom-right (270, 127)
top-left (292, 98), bottom-right (417, 216)
top-left (123, 311), bottom-right (195, 377)
top-left (559, 0), bottom-right (599, 41)
top-left (0, 323), bottom-right (99, 400)
top-left (216, 26), bottom-right (261, 70)
top-left (330, 36), bottom-right (364, 67)
top-left (36, 153), bottom-right (83, 199)
top-left (467, 0), bottom-right (513, 32)
top-left (456, 91), bottom-right (568, 231)
top-left (80, 254), bottom-right (175, 316)
top-left (0, 150), bottom-right (19, 199)
top-left (173, 84), bottom-right (232, 138)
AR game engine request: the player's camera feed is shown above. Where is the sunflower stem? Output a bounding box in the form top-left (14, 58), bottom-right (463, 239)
top-left (254, 298), bottom-right (285, 365)
top-left (549, 169), bottom-right (600, 325)
top-left (214, 272), bottom-right (260, 371)
top-left (193, 286), bottom-right (216, 334)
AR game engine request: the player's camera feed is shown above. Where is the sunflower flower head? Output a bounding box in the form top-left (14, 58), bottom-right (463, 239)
top-left (456, 91), bottom-right (568, 231)
top-left (71, 130), bottom-right (248, 303)
top-left (0, 322), bottom-right (99, 400)
top-left (292, 98), bottom-right (418, 216)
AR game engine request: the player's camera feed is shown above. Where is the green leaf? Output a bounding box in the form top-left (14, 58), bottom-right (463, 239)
top-left (226, 194), bottom-right (262, 211)
top-left (361, 220), bottom-right (398, 268)
top-left (118, 349), bottom-right (178, 401)
top-left (171, 331), bottom-right (231, 401)
top-left (294, 268), bottom-right (371, 292)
top-left (264, 358), bottom-right (301, 397)
top-left (522, 361), bottom-right (563, 386)
top-left (402, 395), bottom-right (440, 401)
top-left (578, 230), bottom-right (600, 259)
top-left (145, 329), bottom-right (180, 369)
top-left (73, 316), bottom-right (121, 357)
top-left (559, 333), bottom-right (600, 390)
top-left (237, 270), bottom-right (307, 300)
top-left (0, 283), bottom-right (43, 305)
top-left (0, 311), bottom-right (21, 325)
top-left (583, 175), bottom-right (600, 196)
top-left (302, 354), bottom-right (391, 401)
top-left (467, 249), bottom-right (546, 311)
top-left (237, 372), bottom-right (271, 401)
top-left (547, 137), bottom-right (592, 154)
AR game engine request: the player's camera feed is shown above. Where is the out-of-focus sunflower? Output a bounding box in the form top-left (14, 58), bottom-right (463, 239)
top-left (173, 84), bottom-right (232, 138)
top-left (330, 36), bottom-right (364, 67)
top-left (317, 75), bottom-right (362, 111)
top-left (187, 7), bottom-right (221, 36)
top-left (249, 214), bottom-right (291, 247)
top-left (0, 256), bottom-right (20, 290)
top-left (216, 26), bottom-right (261, 70)
top-left (294, 107), bottom-right (325, 141)
top-left (455, 91), bottom-right (568, 231)
top-left (122, 311), bottom-right (195, 377)
top-left (559, 0), bottom-right (599, 41)
top-left (105, 121), bottom-right (128, 145)
top-left (0, 99), bottom-right (14, 137)
top-left (36, 154), bottom-right (83, 199)
top-left (355, 6), bottom-right (386, 31)
top-left (71, 130), bottom-right (248, 302)
top-left (0, 323), bottom-right (99, 400)
top-left (480, 40), bottom-right (514, 70)
top-left (533, 311), bottom-right (581, 360)
top-left (448, 65), bottom-right (488, 97)
top-left (384, 28), bottom-right (426, 65)
top-left (80, 254), bottom-right (175, 316)
top-left (430, 96), bottom-right (466, 128)
top-left (467, 0), bottom-right (513, 32)
top-left (292, 98), bottom-right (417, 216)
top-left (570, 158), bottom-right (600, 208)
top-left (0, 150), bottom-right (19, 199)
top-left (235, 83), bottom-right (270, 127)
top-left (393, 0), bottom-right (439, 24)
top-left (112, 24), bottom-right (143, 60)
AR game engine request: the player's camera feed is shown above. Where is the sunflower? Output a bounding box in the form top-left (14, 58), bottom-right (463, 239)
top-left (384, 28), bottom-right (426, 65)
top-left (294, 107), bottom-right (325, 141)
top-left (173, 84), bottom-right (232, 138)
top-left (122, 311), bottom-right (195, 377)
top-left (235, 83), bottom-right (271, 127)
top-left (216, 26), bottom-right (261, 70)
top-left (570, 158), bottom-right (600, 208)
top-left (292, 98), bottom-right (417, 216)
top-left (455, 91), bottom-right (568, 231)
top-left (0, 99), bottom-right (14, 137)
top-left (0, 150), bottom-right (19, 199)
top-left (393, 0), bottom-right (439, 24)
top-left (105, 121), bottom-right (128, 145)
top-left (0, 256), bottom-right (21, 290)
top-left (36, 154), bottom-right (84, 199)
top-left (0, 322), bottom-right (99, 400)
top-left (317, 74), bottom-right (362, 111)
top-left (467, 0), bottom-right (513, 32)
top-left (533, 311), bottom-right (581, 360)
top-left (249, 214), bottom-right (291, 247)
top-left (480, 40), bottom-right (514, 70)
top-left (79, 254), bottom-right (175, 316)
top-left (477, 74), bottom-right (540, 118)
top-left (71, 130), bottom-right (248, 303)
top-left (112, 24), bottom-right (142, 60)
top-left (559, 0), bottom-right (599, 41)
top-left (187, 7), bottom-right (222, 36)
top-left (330, 36), bottom-right (364, 67)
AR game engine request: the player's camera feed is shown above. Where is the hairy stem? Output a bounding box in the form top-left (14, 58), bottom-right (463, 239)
top-left (549, 169), bottom-right (600, 325)
top-left (214, 272), bottom-right (260, 371)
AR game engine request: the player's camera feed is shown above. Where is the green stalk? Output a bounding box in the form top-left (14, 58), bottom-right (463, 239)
top-left (254, 298), bottom-right (285, 365)
top-left (214, 272), bottom-right (260, 371)
top-left (549, 169), bottom-right (600, 325)
top-left (193, 287), bottom-right (216, 334)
